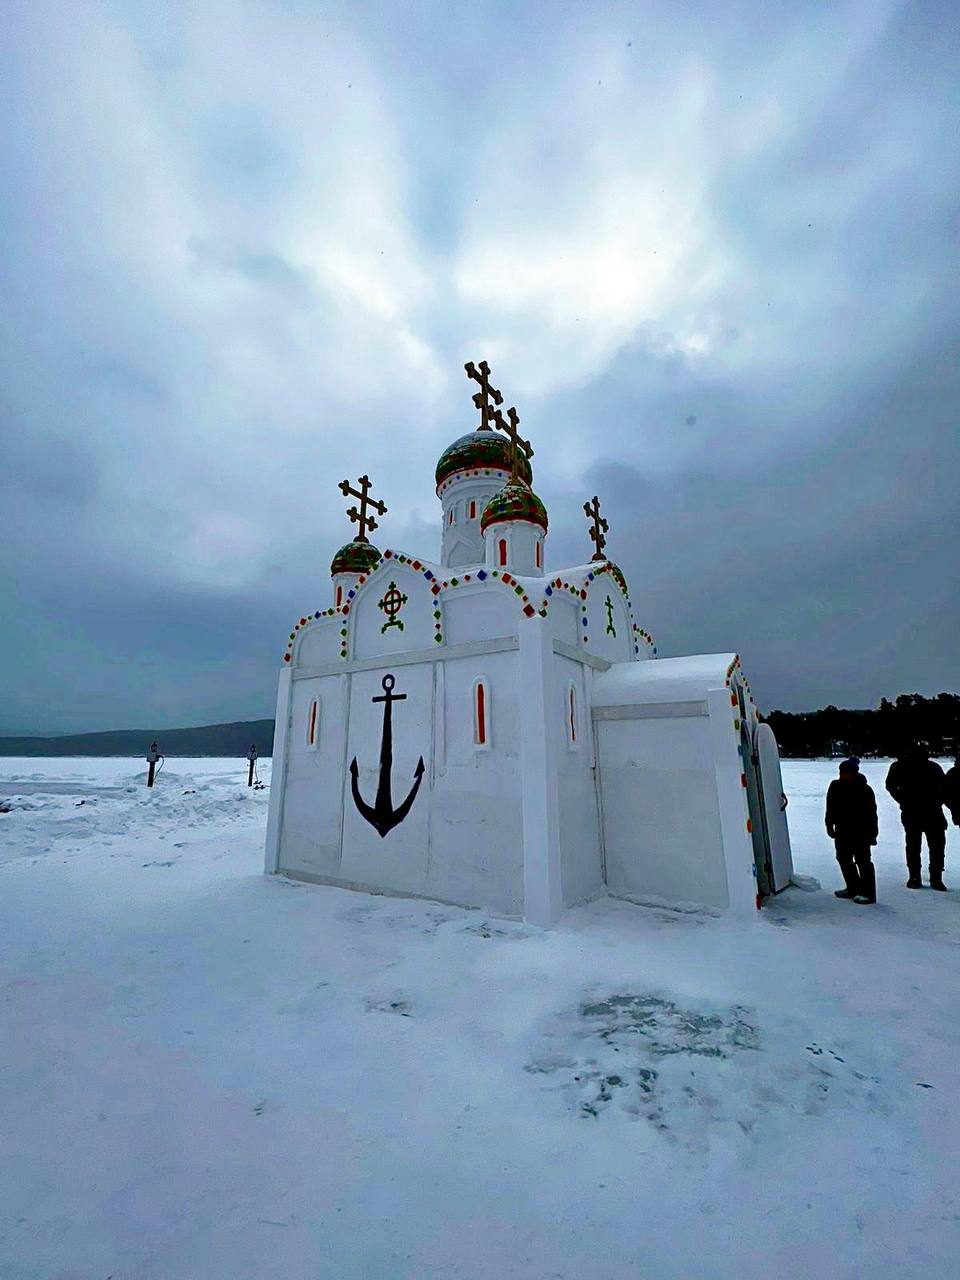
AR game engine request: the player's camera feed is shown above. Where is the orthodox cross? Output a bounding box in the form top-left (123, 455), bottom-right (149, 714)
top-left (605, 596), bottom-right (617, 637)
top-left (491, 405), bottom-right (533, 482)
top-left (464, 360), bottom-right (503, 431)
top-left (338, 475), bottom-right (387, 542)
top-left (584, 495), bottom-right (608, 561)
top-left (378, 581), bottom-right (407, 633)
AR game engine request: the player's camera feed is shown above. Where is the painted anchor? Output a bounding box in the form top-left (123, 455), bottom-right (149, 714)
top-left (350, 674), bottom-right (425, 838)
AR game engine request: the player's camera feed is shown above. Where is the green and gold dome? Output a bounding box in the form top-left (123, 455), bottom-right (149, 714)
top-left (435, 431), bottom-right (533, 491)
top-left (330, 540), bottom-right (382, 576)
top-left (480, 481), bottom-right (548, 534)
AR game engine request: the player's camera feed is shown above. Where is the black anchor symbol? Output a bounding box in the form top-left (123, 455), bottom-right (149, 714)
top-left (350, 674), bottom-right (425, 838)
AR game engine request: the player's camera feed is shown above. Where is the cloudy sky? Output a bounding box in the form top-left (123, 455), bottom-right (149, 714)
top-left (2, 0), bottom-right (958, 733)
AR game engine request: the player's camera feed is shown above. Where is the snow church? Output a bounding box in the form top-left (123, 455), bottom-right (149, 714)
top-left (265, 361), bottom-right (792, 925)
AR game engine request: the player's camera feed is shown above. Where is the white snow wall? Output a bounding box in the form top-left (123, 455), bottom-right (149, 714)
top-left (271, 649), bottom-right (526, 916)
top-left (593, 693), bottom-right (758, 914)
top-left (554, 652), bottom-right (604, 907)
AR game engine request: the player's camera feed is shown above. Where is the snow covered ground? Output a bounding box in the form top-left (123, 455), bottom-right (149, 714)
top-left (1, 756), bottom-right (958, 1280)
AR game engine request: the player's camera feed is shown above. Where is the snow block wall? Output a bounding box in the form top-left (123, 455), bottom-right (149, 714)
top-left (275, 649), bottom-right (526, 917)
top-left (591, 658), bottom-right (763, 915)
top-left (269, 545), bottom-right (550, 916)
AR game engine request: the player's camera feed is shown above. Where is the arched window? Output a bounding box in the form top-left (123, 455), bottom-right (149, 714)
top-left (498, 538), bottom-right (508, 566)
top-left (335, 584), bottom-right (343, 608)
top-left (566, 682), bottom-right (579, 748)
top-left (535, 539), bottom-right (542, 569)
top-left (469, 499), bottom-right (477, 519)
top-left (473, 677), bottom-right (490, 749)
top-left (448, 507), bottom-right (455, 526)
top-left (307, 697), bottom-right (320, 749)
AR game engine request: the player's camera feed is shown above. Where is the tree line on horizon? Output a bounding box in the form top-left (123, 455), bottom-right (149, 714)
top-left (764, 693), bottom-right (960, 760)
top-left (2, 695), bottom-right (958, 760)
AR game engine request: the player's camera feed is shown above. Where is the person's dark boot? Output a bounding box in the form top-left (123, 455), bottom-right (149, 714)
top-left (835, 852), bottom-right (860, 899)
top-left (854, 864), bottom-right (876, 904)
top-left (930, 875), bottom-right (948, 891)
top-left (906, 877), bottom-right (923, 889)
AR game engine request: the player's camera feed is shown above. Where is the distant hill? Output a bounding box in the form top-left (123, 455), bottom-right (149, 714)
top-left (4, 690), bottom-right (957, 760)
top-left (0, 720), bottom-right (275, 758)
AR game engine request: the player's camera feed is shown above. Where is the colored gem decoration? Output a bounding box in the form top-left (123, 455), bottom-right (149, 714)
top-left (480, 481), bottom-right (548, 533)
top-left (331, 540), bottom-right (382, 576)
top-left (435, 433), bottom-right (532, 490)
top-left (285, 549), bottom-right (649, 668)
top-left (378, 581), bottom-right (408, 633)
top-left (282, 606), bottom-right (338, 662)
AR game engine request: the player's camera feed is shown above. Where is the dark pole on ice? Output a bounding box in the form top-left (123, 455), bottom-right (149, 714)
top-left (247, 743), bottom-right (258, 788)
top-left (146, 742), bottom-right (160, 788)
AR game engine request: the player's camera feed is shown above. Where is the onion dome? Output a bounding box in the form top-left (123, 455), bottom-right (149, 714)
top-left (330, 540), bottom-right (382, 576)
top-left (480, 481), bottom-right (548, 534)
top-left (436, 431), bottom-right (533, 490)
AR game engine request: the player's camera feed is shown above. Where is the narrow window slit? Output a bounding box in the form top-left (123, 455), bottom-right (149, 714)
top-left (473, 678), bottom-right (490, 748)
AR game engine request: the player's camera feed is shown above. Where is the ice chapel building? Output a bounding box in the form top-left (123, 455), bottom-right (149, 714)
top-left (265, 362), bottom-right (793, 925)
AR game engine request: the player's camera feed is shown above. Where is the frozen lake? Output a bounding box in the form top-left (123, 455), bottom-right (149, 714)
top-left (1, 756), bottom-right (957, 1279)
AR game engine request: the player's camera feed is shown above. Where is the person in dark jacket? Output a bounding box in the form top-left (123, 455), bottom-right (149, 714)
top-left (885, 744), bottom-right (948, 890)
top-left (945, 755), bottom-right (960, 828)
top-left (825, 758), bottom-right (878, 903)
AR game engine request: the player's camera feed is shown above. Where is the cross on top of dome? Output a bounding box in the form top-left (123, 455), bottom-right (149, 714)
top-left (584, 494), bottom-right (609, 561)
top-left (339, 474), bottom-right (387, 543)
top-left (464, 360), bottom-right (504, 432)
top-left (491, 405), bottom-right (533, 483)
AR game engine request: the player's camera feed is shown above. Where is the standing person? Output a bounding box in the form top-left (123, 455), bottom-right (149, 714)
top-left (945, 754), bottom-right (960, 828)
top-left (885, 744), bottom-right (948, 890)
top-left (826, 758), bottom-right (878, 904)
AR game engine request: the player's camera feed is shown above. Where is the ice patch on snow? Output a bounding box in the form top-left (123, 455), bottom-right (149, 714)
top-left (527, 989), bottom-right (896, 1147)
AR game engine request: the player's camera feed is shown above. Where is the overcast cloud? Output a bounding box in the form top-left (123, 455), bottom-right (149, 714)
top-left (1, 0), bottom-right (958, 733)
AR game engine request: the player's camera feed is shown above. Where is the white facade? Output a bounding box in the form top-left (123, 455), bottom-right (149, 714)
top-left (265, 436), bottom-right (792, 925)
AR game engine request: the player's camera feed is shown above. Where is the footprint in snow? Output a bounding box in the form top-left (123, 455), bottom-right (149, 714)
top-left (365, 996), bottom-right (413, 1017)
top-left (806, 1044), bottom-right (845, 1063)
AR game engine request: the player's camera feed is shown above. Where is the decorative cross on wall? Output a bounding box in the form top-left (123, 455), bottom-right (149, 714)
top-left (378, 581), bottom-right (408, 633)
top-left (339, 475), bottom-right (387, 542)
top-left (464, 360), bottom-right (504, 432)
top-left (605, 596), bottom-right (617, 637)
top-left (584, 495), bottom-right (609, 561)
top-left (491, 405), bottom-right (533, 482)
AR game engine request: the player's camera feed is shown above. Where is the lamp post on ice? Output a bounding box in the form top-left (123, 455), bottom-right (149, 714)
top-left (146, 742), bottom-right (160, 788)
top-left (247, 744), bottom-right (258, 788)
